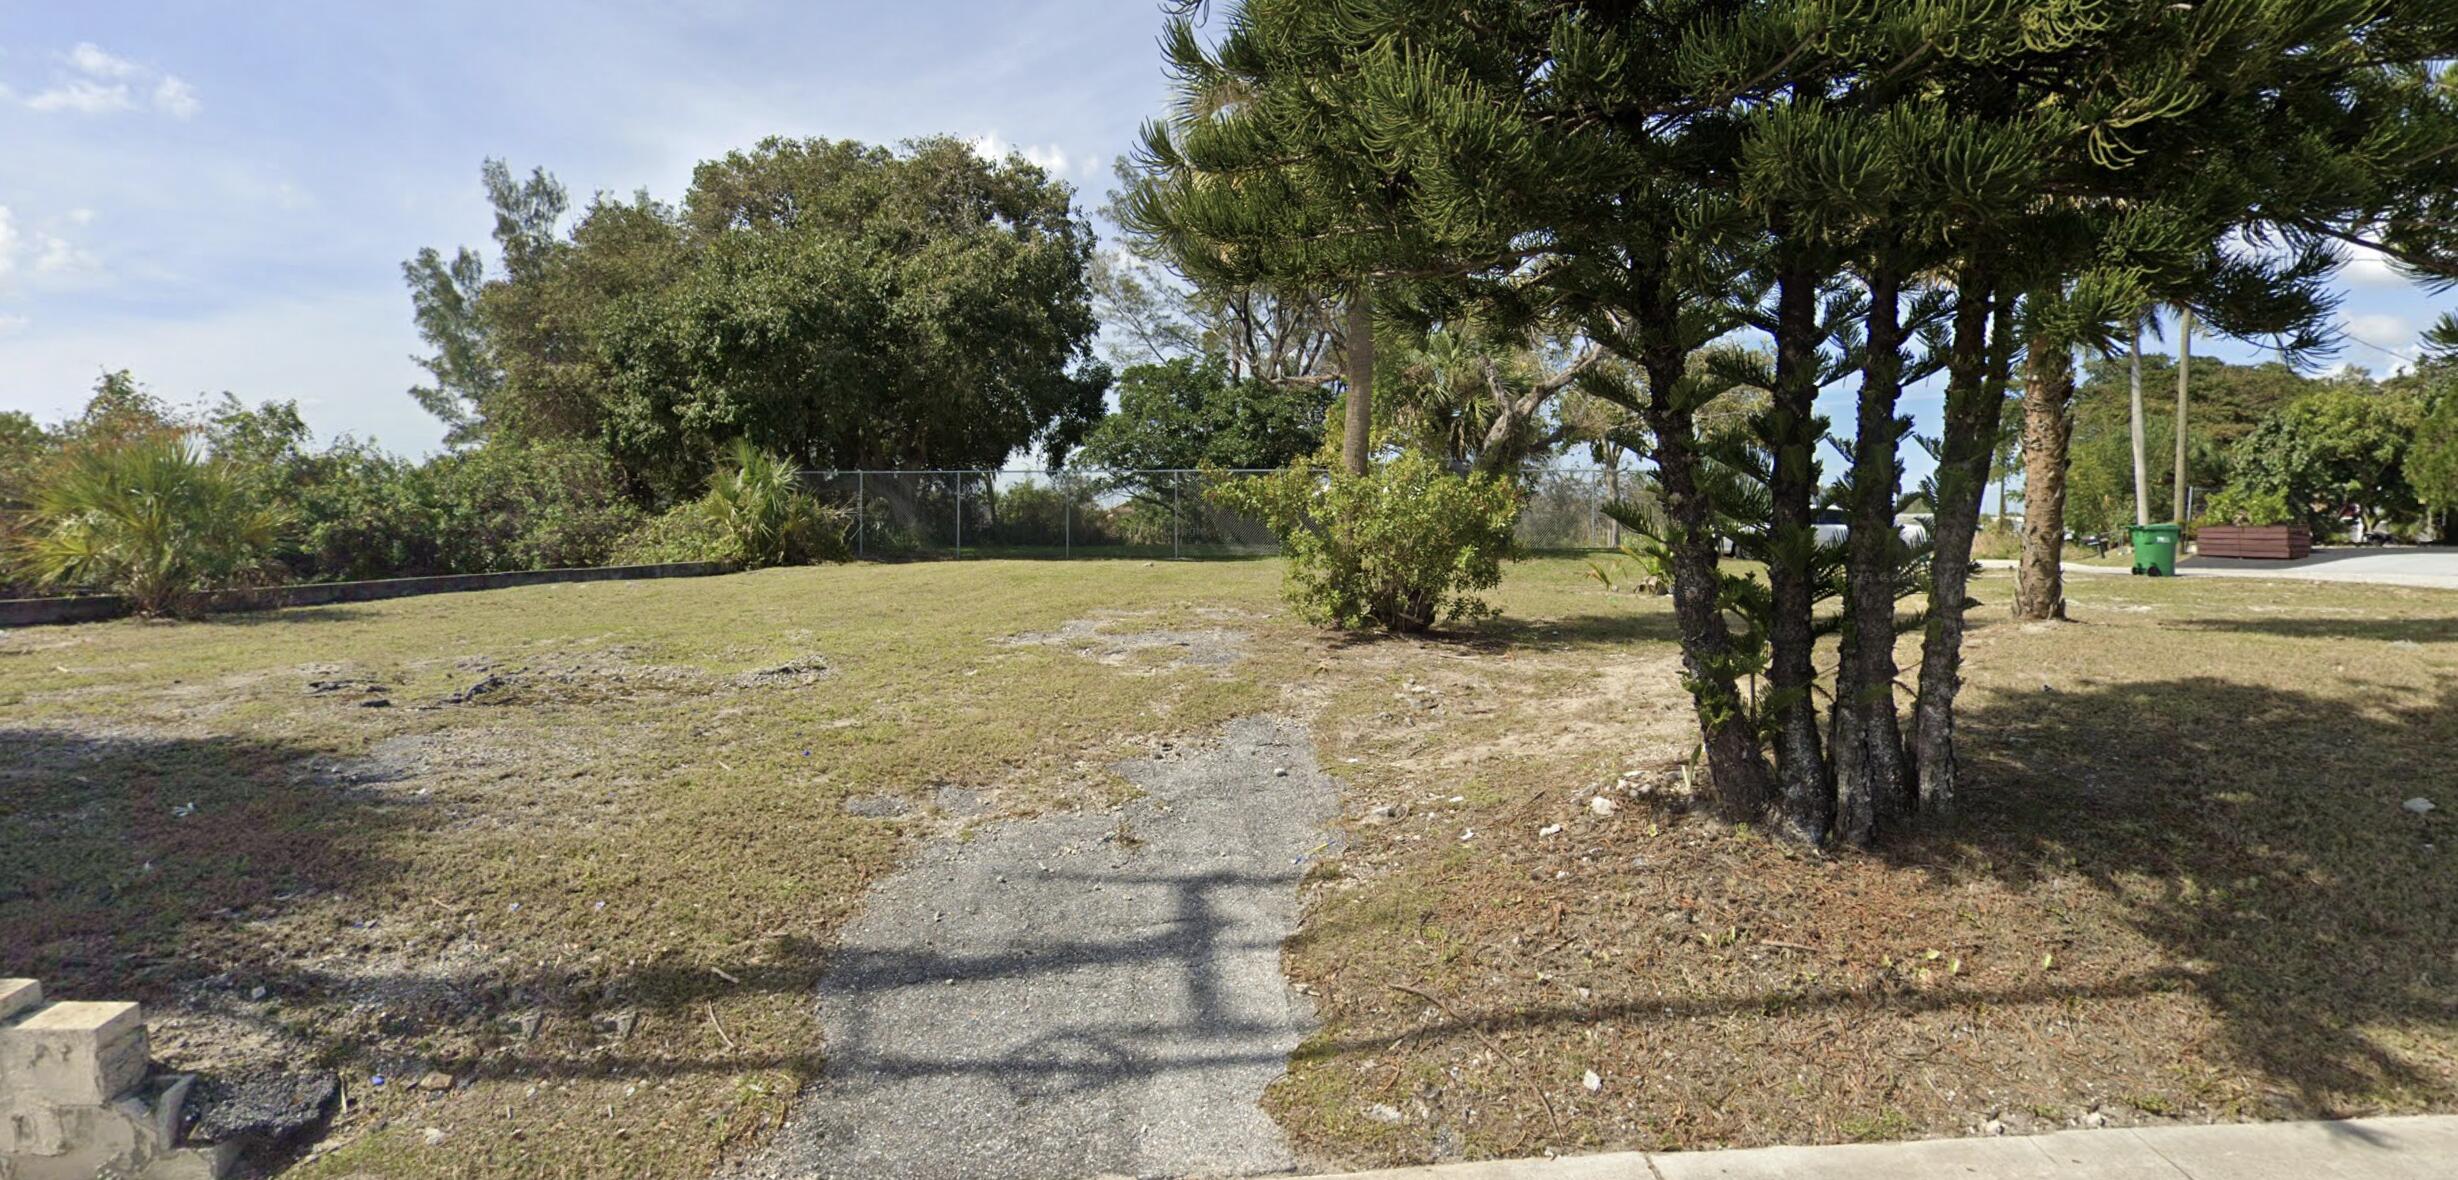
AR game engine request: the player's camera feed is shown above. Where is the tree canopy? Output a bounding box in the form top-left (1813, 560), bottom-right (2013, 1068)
top-left (1127, 0), bottom-right (2458, 847)
top-left (407, 138), bottom-right (1112, 501)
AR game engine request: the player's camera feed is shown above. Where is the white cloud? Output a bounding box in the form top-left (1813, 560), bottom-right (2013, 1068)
top-left (2341, 312), bottom-right (2420, 375)
top-left (2345, 312), bottom-right (2413, 348)
top-left (67, 208), bottom-right (96, 226)
top-left (33, 233), bottom-right (98, 277)
top-left (0, 207), bottom-right (103, 286)
top-left (24, 78), bottom-right (135, 114)
top-left (1022, 144), bottom-right (1068, 174)
top-left (66, 42), bottom-right (142, 80)
top-left (2341, 243), bottom-right (2412, 289)
top-left (11, 43), bottom-right (196, 118)
top-left (152, 75), bottom-right (200, 119)
top-left (966, 133), bottom-right (1072, 177)
top-left (0, 315), bottom-right (28, 336)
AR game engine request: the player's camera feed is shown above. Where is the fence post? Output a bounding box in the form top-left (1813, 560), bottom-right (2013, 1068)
top-left (1173, 473), bottom-right (1182, 560)
top-left (855, 470), bottom-right (866, 558)
top-left (1063, 473), bottom-right (1072, 558)
top-left (954, 472), bottom-right (964, 559)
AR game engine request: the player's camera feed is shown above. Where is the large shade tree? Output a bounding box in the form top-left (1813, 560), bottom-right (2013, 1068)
top-left (406, 138), bottom-right (1111, 501)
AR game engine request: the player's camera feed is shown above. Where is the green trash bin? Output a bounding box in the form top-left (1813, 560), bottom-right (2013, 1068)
top-left (2129, 523), bottom-right (2181, 576)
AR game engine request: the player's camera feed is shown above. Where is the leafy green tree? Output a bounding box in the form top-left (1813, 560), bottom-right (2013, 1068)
top-left (410, 139), bottom-right (1109, 501)
top-left (2223, 382), bottom-right (2425, 536)
top-left (1381, 325), bottom-right (1603, 477)
top-left (402, 160), bottom-right (567, 446)
top-left (1075, 356), bottom-right (1329, 473)
top-left (2410, 389), bottom-right (2458, 538)
top-left (1094, 158), bottom-right (1343, 383)
top-left (1127, 3), bottom-right (1546, 475)
top-left (0, 411), bottom-right (57, 593)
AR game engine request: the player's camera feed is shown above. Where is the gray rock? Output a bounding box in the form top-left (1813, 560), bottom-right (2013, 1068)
top-left (185, 1068), bottom-right (339, 1148)
top-left (2404, 797), bottom-right (2437, 815)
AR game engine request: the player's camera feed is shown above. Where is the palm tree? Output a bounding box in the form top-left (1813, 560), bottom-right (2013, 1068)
top-left (18, 433), bottom-right (285, 615)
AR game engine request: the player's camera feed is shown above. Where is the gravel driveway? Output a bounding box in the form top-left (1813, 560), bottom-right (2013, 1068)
top-left (737, 716), bottom-right (1337, 1180)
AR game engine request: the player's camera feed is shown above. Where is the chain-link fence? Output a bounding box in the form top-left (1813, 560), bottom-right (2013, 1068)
top-left (800, 467), bottom-right (1650, 559)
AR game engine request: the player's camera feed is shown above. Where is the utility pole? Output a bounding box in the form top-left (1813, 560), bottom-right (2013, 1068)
top-left (2171, 308), bottom-right (2192, 524)
top-left (2128, 323), bottom-right (2149, 527)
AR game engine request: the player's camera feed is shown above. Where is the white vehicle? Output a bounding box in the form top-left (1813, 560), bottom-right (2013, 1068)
top-left (1721, 510), bottom-right (1931, 555)
top-left (1813, 507), bottom-right (1853, 547)
top-left (1813, 508), bottom-right (1932, 548)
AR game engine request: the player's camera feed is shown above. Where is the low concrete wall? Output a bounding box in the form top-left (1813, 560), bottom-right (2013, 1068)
top-left (0, 561), bottom-right (732, 628)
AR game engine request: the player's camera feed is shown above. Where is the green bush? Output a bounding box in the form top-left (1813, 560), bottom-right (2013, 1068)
top-left (975, 480), bottom-right (1092, 548)
top-left (2203, 483), bottom-right (2298, 527)
top-left (617, 442), bottom-right (847, 568)
top-left (15, 432), bottom-right (287, 615)
top-left (415, 441), bottom-right (648, 573)
top-left (1210, 452), bottom-right (1520, 632)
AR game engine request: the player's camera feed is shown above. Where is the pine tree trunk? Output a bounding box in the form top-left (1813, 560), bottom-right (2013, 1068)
top-left (1913, 280), bottom-right (2012, 815)
top-left (1342, 292), bottom-right (1375, 477)
top-left (2014, 334), bottom-right (2075, 621)
top-left (1829, 255), bottom-right (1911, 848)
top-left (1640, 352), bottom-right (1775, 825)
top-left (1764, 264), bottom-right (1831, 844)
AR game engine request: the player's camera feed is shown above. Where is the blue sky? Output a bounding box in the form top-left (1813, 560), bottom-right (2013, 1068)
top-left (2, 1), bottom-right (2452, 468)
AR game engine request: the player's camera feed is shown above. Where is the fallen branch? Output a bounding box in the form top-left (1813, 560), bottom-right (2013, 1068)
top-left (707, 1002), bottom-right (737, 1050)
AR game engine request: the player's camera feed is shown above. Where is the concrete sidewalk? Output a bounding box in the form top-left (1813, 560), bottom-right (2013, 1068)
top-left (1302, 1115), bottom-right (2458, 1180)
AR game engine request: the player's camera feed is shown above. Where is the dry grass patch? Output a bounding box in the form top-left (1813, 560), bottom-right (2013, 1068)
top-left (1270, 566), bottom-right (2458, 1168)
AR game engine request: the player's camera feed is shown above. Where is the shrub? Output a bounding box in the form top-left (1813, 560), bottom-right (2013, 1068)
top-left (975, 480), bottom-right (1087, 548)
top-left (16, 432), bottom-right (287, 615)
top-left (617, 441), bottom-right (847, 568)
top-left (2203, 483), bottom-right (2299, 527)
top-left (416, 441), bottom-right (647, 573)
top-left (1210, 452), bottom-right (1520, 632)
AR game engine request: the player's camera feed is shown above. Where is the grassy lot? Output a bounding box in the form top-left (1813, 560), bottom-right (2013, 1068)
top-left (0, 558), bottom-right (1314, 1176)
top-left (3, 555), bottom-right (2452, 1174)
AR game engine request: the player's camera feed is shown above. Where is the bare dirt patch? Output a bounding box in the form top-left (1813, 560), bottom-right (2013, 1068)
top-left (1001, 608), bottom-right (1257, 671)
